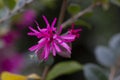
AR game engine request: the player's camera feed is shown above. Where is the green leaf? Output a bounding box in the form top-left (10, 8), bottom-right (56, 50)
top-left (46, 61), bottom-right (82, 80)
top-left (84, 63), bottom-right (108, 80)
top-left (111, 0), bottom-right (120, 7)
top-left (67, 3), bottom-right (81, 15)
top-left (3, 0), bottom-right (16, 10)
top-left (82, 12), bottom-right (93, 19)
top-left (0, 0), bottom-right (4, 9)
top-left (75, 19), bottom-right (92, 29)
top-left (40, 0), bottom-right (55, 8)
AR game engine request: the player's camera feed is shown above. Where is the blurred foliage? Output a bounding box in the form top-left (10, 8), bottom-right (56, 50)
top-left (84, 33), bottom-right (120, 80)
top-left (95, 46), bottom-right (116, 67)
top-left (0, 0), bottom-right (120, 80)
top-left (3, 0), bottom-right (16, 10)
top-left (84, 64), bottom-right (108, 80)
top-left (111, 0), bottom-right (120, 7)
top-left (67, 3), bottom-right (81, 15)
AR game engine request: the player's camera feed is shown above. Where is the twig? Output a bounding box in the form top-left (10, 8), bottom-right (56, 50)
top-left (0, 0), bottom-right (35, 24)
top-left (42, 66), bottom-right (50, 80)
top-left (61, 3), bottom-right (100, 29)
top-left (57, 0), bottom-right (67, 29)
top-left (109, 66), bottom-right (116, 80)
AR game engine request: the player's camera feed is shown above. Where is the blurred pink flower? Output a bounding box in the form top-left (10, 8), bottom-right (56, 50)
top-left (0, 46), bottom-right (24, 73)
top-left (28, 16), bottom-right (81, 61)
top-left (0, 53), bottom-right (24, 73)
top-left (16, 9), bottom-right (36, 29)
top-left (1, 30), bottom-right (20, 47)
top-left (0, 30), bottom-right (24, 73)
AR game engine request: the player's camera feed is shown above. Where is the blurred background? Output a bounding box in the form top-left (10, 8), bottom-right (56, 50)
top-left (0, 0), bottom-right (120, 80)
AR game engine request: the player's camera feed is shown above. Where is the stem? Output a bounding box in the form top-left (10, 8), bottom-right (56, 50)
top-left (109, 66), bottom-right (116, 80)
top-left (57, 0), bottom-right (67, 29)
top-left (61, 3), bottom-right (100, 29)
top-left (42, 66), bottom-right (50, 80)
top-left (0, 0), bottom-right (35, 23)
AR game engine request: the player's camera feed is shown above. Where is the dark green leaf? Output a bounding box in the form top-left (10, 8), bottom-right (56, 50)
top-left (46, 61), bottom-right (82, 80)
top-left (75, 19), bottom-right (92, 29)
top-left (82, 12), bottom-right (93, 19)
top-left (3, 0), bottom-right (16, 10)
top-left (40, 0), bottom-right (55, 8)
top-left (67, 3), bottom-right (81, 15)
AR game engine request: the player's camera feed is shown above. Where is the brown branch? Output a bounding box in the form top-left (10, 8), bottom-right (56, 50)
top-left (109, 66), bottom-right (116, 80)
top-left (57, 0), bottom-right (67, 29)
top-left (41, 66), bottom-right (50, 80)
top-left (61, 3), bottom-right (100, 29)
top-left (0, 0), bottom-right (35, 24)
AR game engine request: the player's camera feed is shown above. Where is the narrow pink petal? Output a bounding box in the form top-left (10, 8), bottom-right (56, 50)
top-left (52, 48), bottom-right (56, 56)
top-left (57, 51), bottom-right (71, 58)
top-left (61, 35), bottom-right (75, 41)
top-left (34, 20), bottom-right (39, 27)
top-left (34, 21), bottom-right (42, 31)
top-left (61, 42), bottom-right (71, 53)
top-left (29, 44), bottom-right (38, 51)
top-left (57, 25), bottom-right (62, 34)
top-left (38, 50), bottom-right (45, 61)
top-left (51, 18), bottom-right (57, 28)
top-left (29, 26), bottom-right (39, 33)
top-left (42, 16), bottom-right (50, 26)
top-left (51, 44), bottom-right (56, 56)
top-left (40, 29), bottom-right (47, 32)
top-left (57, 39), bottom-right (71, 53)
top-left (27, 32), bottom-right (37, 36)
top-left (29, 38), bottom-right (46, 54)
top-left (38, 38), bottom-right (46, 43)
top-left (36, 38), bottom-right (46, 51)
top-left (44, 44), bottom-right (50, 59)
top-left (35, 49), bottom-right (39, 54)
top-left (53, 42), bottom-right (61, 52)
top-left (57, 42), bottom-right (71, 58)
top-left (37, 26), bottom-right (41, 31)
top-left (75, 29), bottom-right (82, 32)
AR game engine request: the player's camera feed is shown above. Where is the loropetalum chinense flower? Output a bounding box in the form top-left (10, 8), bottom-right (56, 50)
top-left (68, 23), bottom-right (82, 39)
top-left (28, 16), bottom-right (81, 61)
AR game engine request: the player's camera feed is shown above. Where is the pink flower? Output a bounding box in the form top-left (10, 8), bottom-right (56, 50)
top-left (68, 23), bottom-right (82, 39)
top-left (28, 16), bottom-right (81, 61)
